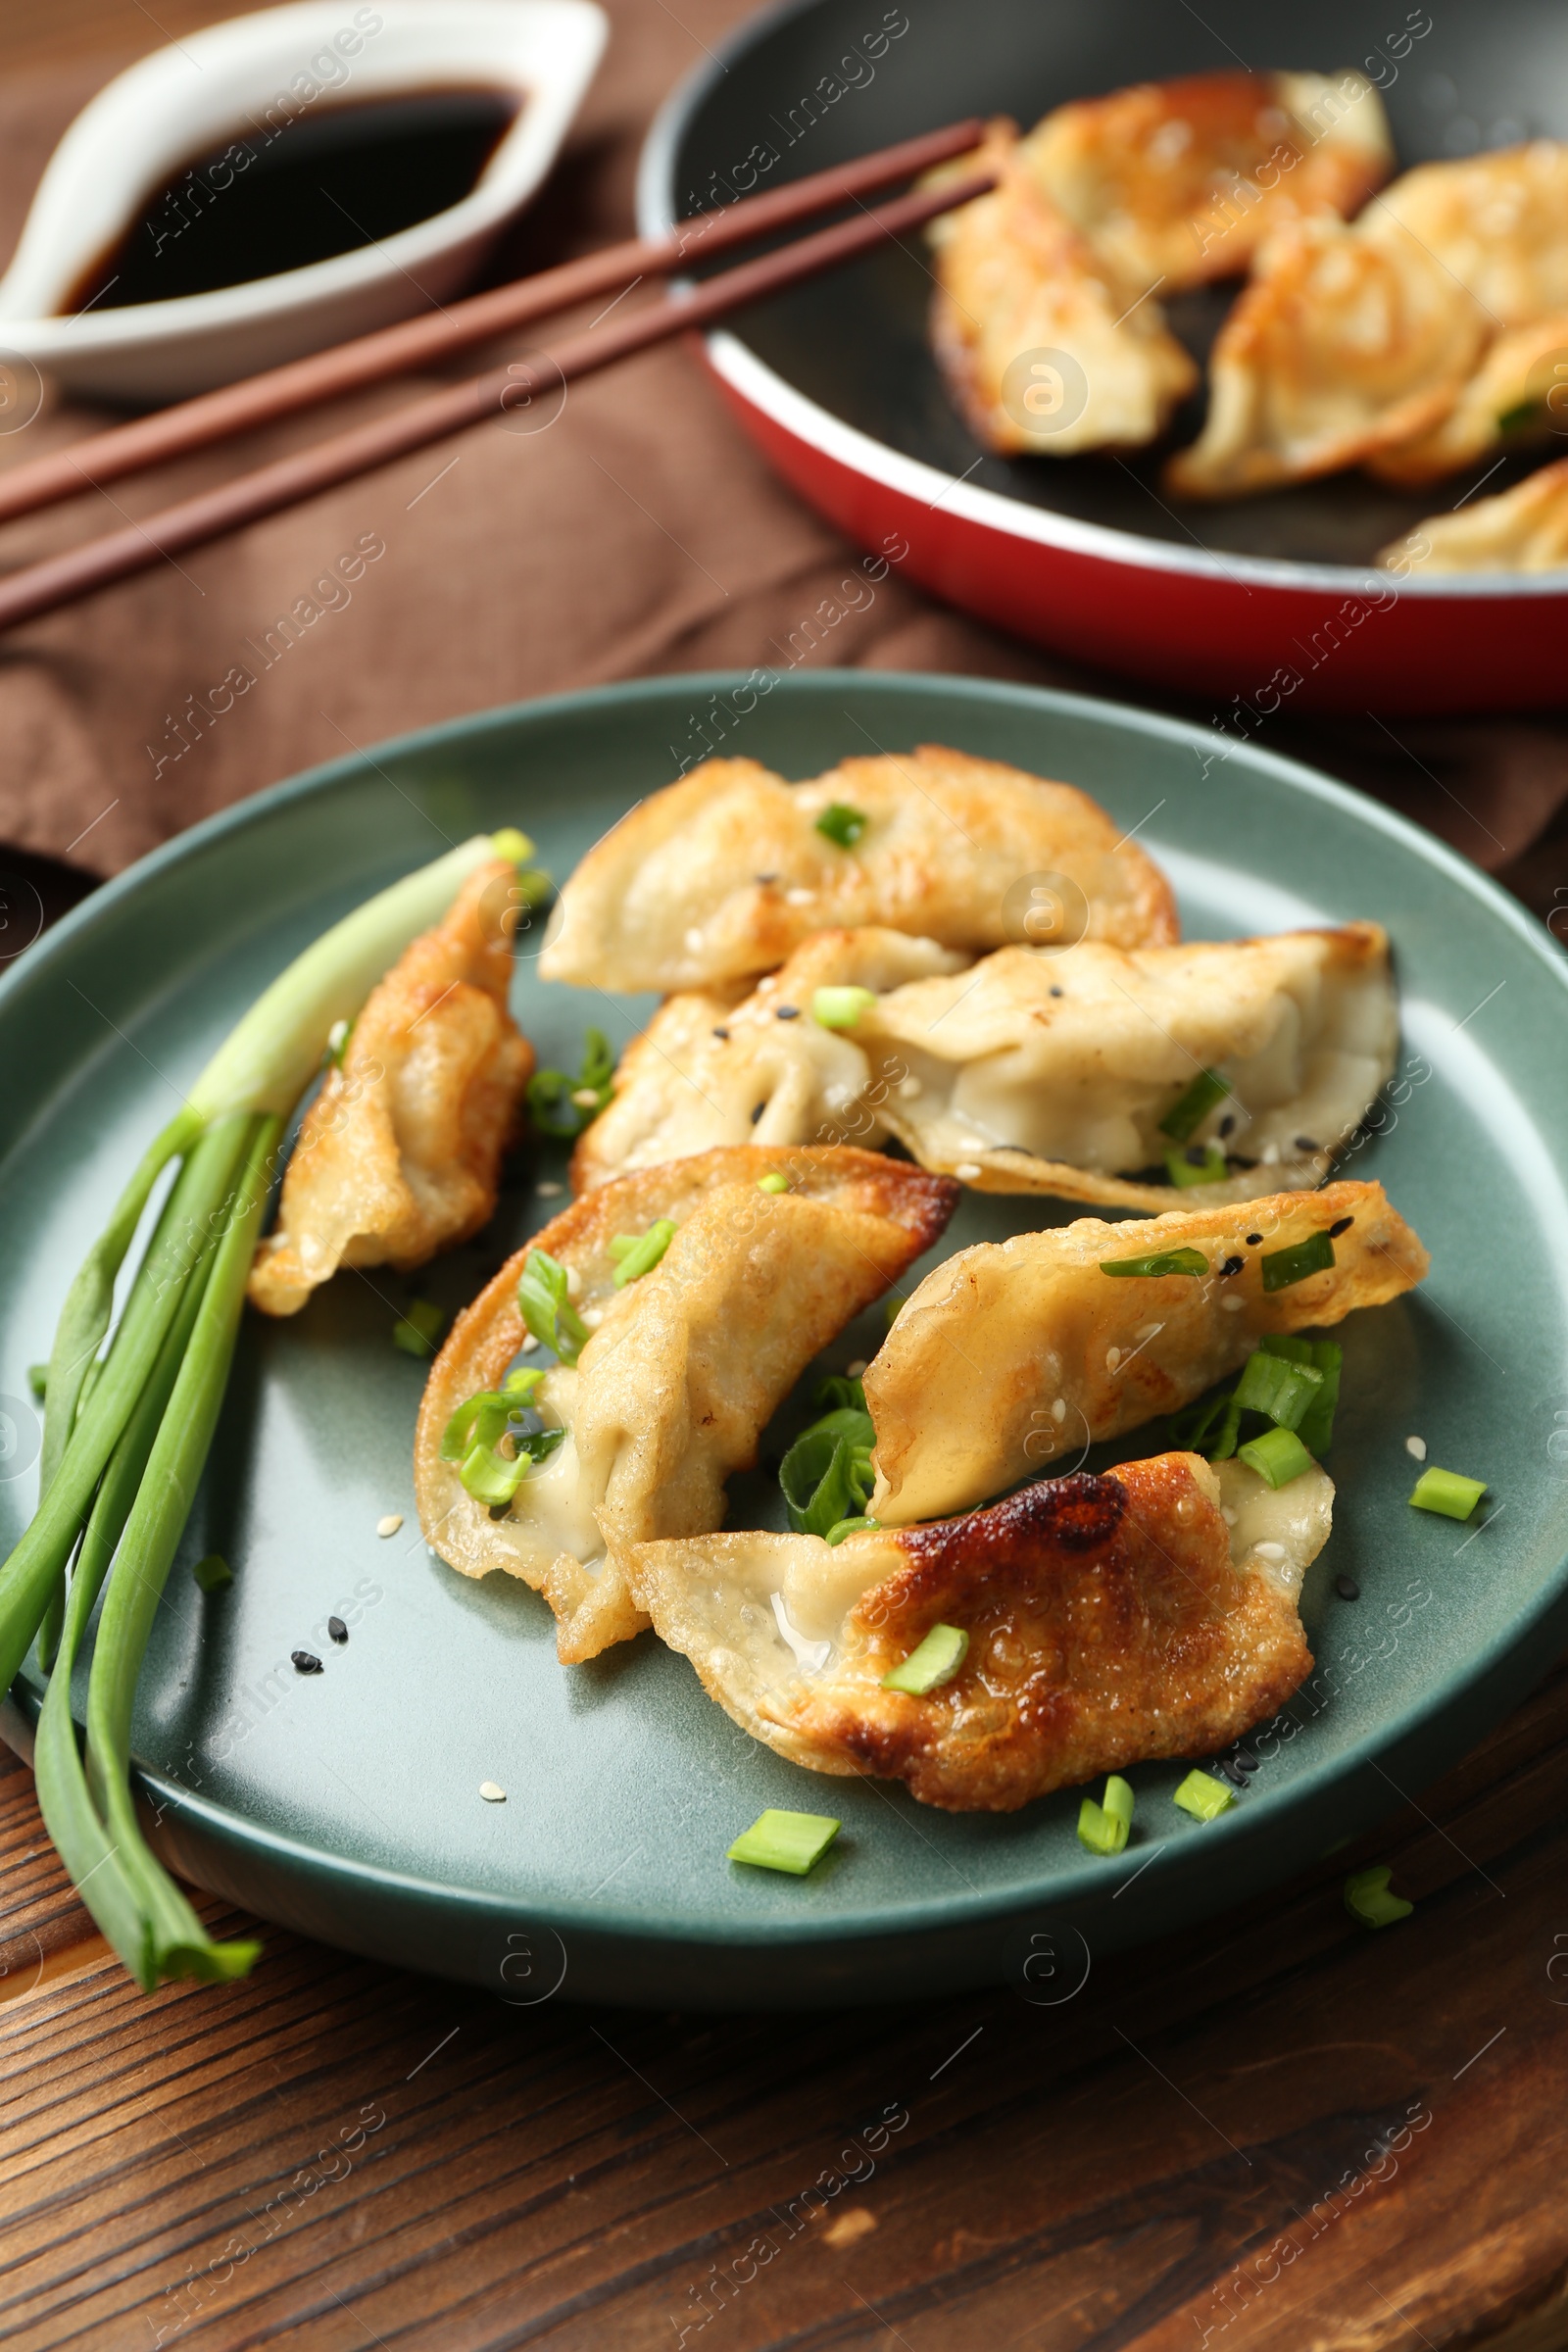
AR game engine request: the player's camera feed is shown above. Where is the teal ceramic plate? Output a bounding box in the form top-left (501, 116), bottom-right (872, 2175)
top-left (3, 673), bottom-right (1566, 2009)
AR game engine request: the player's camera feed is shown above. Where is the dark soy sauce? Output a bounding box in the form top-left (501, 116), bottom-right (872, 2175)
top-left (67, 85), bottom-right (520, 312)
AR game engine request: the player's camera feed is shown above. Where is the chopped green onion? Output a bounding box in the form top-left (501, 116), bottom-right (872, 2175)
top-left (517, 1249), bottom-right (589, 1366)
top-left (758, 1171), bottom-right (789, 1194)
top-left (1237, 1426), bottom-right (1314, 1489)
top-left (1233, 1348), bottom-right (1324, 1431)
top-left (814, 1374), bottom-right (867, 1413)
top-left (881, 1622), bottom-right (968, 1694)
top-left (814, 802), bottom-right (868, 849)
top-left (825, 1515), bottom-right (879, 1544)
top-left (1344, 1864), bottom-right (1413, 1928)
top-left (325, 1016), bottom-right (354, 1067)
top-left (1164, 1142), bottom-right (1228, 1189)
top-left (191, 1553), bottom-right (232, 1592)
top-left (440, 1391), bottom-right (509, 1461)
top-left (490, 826), bottom-right (535, 866)
top-left (1261, 1231), bottom-right (1336, 1292)
top-left (610, 1218), bottom-right (676, 1288)
top-left (727, 1808), bottom-right (840, 1874)
top-left (1409, 1466), bottom-right (1486, 1521)
top-left (1173, 1769), bottom-right (1235, 1821)
top-left (1158, 1068), bottom-right (1229, 1144)
top-left (459, 1425), bottom-right (564, 1506)
top-left (811, 985), bottom-right (878, 1030)
top-left (393, 1299), bottom-right (444, 1358)
top-left (1077, 1773), bottom-right (1134, 1855)
top-left (1206, 1394), bottom-right (1244, 1462)
top-left (503, 1366), bottom-right (547, 1403)
top-left (1495, 397), bottom-right (1541, 432)
top-left (779, 1408), bottom-right (876, 1538)
top-left (1100, 1248), bottom-right (1208, 1279)
top-left (26, 1363), bottom-right (46, 1401)
top-left (527, 1028), bottom-right (616, 1138)
top-left (1257, 1335), bottom-right (1342, 1455)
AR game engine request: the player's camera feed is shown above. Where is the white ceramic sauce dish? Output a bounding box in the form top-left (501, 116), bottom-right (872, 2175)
top-left (0, 0), bottom-right (607, 404)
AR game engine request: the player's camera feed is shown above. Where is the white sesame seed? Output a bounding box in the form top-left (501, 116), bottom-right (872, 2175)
top-left (376, 1512), bottom-right (403, 1538)
top-left (1221, 1296), bottom-right (1245, 1312)
top-left (536, 1180), bottom-right (564, 1198)
top-left (479, 1782), bottom-right (507, 1802)
top-left (582, 1305), bottom-right (604, 1330)
top-left (898, 1076), bottom-right (922, 1099)
top-left (564, 1265), bottom-right (582, 1297)
top-left (1221, 1506), bottom-right (1238, 1526)
top-left (1253, 1542), bottom-right (1287, 1562)
top-left (571, 1088), bottom-right (599, 1108)
top-left (955, 1162), bottom-right (982, 1180)
top-left (1052, 1397), bottom-right (1067, 1425)
top-left (520, 1332), bottom-right (540, 1351)
top-left (785, 887), bottom-right (813, 906)
top-left (1405, 1435), bottom-right (1427, 1460)
top-left (684, 927), bottom-right (705, 951)
top-left (846, 1359), bottom-right (867, 1379)
top-left (1105, 1346), bottom-right (1121, 1372)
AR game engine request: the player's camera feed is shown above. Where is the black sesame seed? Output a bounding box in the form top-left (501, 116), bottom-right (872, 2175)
top-left (1215, 1759), bottom-right (1249, 1788)
top-left (1329, 1215), bottom-right (1353, 1238)
top-left (711, 1026), bottom-right (729, 1041)
top-left (1296, 1136), bottom-right (1319, 1153)
top-left (1219, 1114), bottom-right (1235, 1138)
top-left (1050, 986), bottom-right (1064, 998)
top-left (327, 1616), bottom-right (348, 1644)
top-left (775, 1004), bottom-right (800, 1020)
top-left (1184, 1145), bottom-right (1209, 1167)
top-left (750, 1102), bottom-right (765, 1125)
top-left (1219, 1254), bottom-right (1245, 1277)
top-left (755, 872), bottom-right (779, 885)
top-left (1246, 1232), bottom-right (1262, 1247)
top-left (292, 1649), bottom-right (322, 1675)
top-left (1335, 1574), bottom-right (1360, 1601)
top-left (1235, 1751), bottom-right (1259, 1775)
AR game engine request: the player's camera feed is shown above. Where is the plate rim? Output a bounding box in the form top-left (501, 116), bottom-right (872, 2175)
top-left (6, 664), bottom-right (1568, 1958)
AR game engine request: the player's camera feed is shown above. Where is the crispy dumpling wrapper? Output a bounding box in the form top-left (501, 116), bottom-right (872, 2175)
top-left (1021, 70), bottom-right (1393, 291)
top-left (574, 922), bottom-right (1397, 1211)
top-left (925, 122), bottom-right (1197, 457)
top-left (865, 1179), bottom-right (1427, 1525)
top-left (414, 1147), bottom-right (956, 1662)
top-left (1381, 453), bottom-right (1568, 572)
top-left (537, 745), bottom-right (1178, 993)
top-left (1165, 215), bottom-right (1490, 499)
top-left (1366, 314), bottom-right (1568, 485)
top-left (623, 1452), bottom-right (1329, 1811)
top-left (249, 858), bottom-right (533, 1316)
top-left (1359, 143), bottom-right (1568, 331)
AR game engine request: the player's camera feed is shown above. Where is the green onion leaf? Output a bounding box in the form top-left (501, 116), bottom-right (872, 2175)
top-left (393, 1299), bottom-right (444, 1358)
top-left (1344, 1864), bottom-right (1413, 1929)
top-left (825, 1515), bottom-right (879, 1545)
top-left (440, 1391), bottom-right (511, 1461)
top-left (1164, 1142), bottom-right (1228, 1189)
top-left (1237, 1426), bottom-right (1314, 1489)
top-left (1257, 1335), bottom-right (1342, 1454)
top-left (813, 1374), bottom-right (867, 1413)
top-left (191, 1553), bottom-right (233, 1592)
top-left (1173, 1769), bottom-right (1235, 1821)
top-left (758, 1171), bottom-right (789, 1194)
top-left (780, 1412), bottom-right (876, 1538)
top-left (1233, 1348), bottom-right (1324, 1431)
top-left (527, 1027), bottom-right (616, 1137)
top-left (1409, 1465), bottom-right (1486, 1521)
top-left (503, 1366), bottom-right (547, 1404)
top-left (814, 802), bottom-right (868, 849)
top-left (727, 1808), bottom-right (841, 1874)
top-left (1260, 1231), bottom-right (1336, 1292)
top-left (1100, 1248), bottom-right (1208, 1279)
top-left (1158, 1068), bottom-right (1229, 1144)
top-left (811, 985), bottom-right (878, 1030)
top-left (1495, 397), bottom-right (1542, 432)
top-left (26, 1363), bottom-right (46, 1401)
top-left (881, 1622), bottom-right (968, 1693)
top-left (1076, 1773), bottom-right (1134, 1855)
top-left (517, 1249), bottom-right (589, 1366)
top-left (1207, 1394), bottom-right (1245, 1462)
top-left (459, 1425), bottom-right (564, 1506)
top-left (611, 1218), bottom-right (676, 1289)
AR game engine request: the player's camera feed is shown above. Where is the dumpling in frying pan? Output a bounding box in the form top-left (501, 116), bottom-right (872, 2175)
top-left (623, 1451), bottom-right (1330, 1811)
top-left (1358, 143), bottom-right (1568, 330)
top-left (1023, 70), bottom-right (1393, 290)
top-left (249, 858), bottom-right (532, 1315)
top-left (414, 1147), bottom-right (956, 1662)
top-left (1366, 315), bottom-right (1568, 485)
top-left (926, 122), bottom-right (1198, 457)
top-left (1380, 454), bottom-right (1568, 572)
top-left (1165, 215), bottom-right (1490, 498)
top-left (865, 1179), bottom-right (1427, 1525)
top-left (539, 746), bottom-right (1177, 993)
top-left (573, 922), bottom-right (1397, 1212)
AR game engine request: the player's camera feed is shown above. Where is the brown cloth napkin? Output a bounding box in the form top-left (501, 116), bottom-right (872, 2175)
top-left (1, 0), bottom-right (1566, 939)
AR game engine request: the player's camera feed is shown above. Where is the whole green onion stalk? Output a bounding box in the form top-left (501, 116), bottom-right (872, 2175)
top-left (1, 833), bottom-right (513, 1989)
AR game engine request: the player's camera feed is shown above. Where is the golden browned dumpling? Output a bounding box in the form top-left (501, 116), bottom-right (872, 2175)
top-left (1023, 70), bottom-right (1393, 290)
top-left (414, 1148), bottom-right (956, 1663)
top-left (1379, 454), bottom-right (1568, 571)
top-left (539, 746), bottom-right (1179, 993)
top-left (927, 122), bottom-right (1198, 457)
top-left (1359, 144), bottom-right (1568, 329)
top-left (1366, 315), bottom-right (1568, 485)
top-left (623, 1451), bottom-right (1329, 1811)
top-left (248, 859), bottom-right (532, 1316)
top-left (1165, 215), bottom-right (1490, 498)
top-left (573, 922), bottom-right (1396, 1208)
top-left (865, 1180), bottom-right (1428, 1525)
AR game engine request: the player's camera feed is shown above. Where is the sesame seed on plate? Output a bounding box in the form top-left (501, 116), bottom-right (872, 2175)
top-left (1335, 1575), bottom-right (1360, 1600)
top-left (292, 1650), bottom-right (322, 1675)
top-left (1406, 1435), bottom-right (1427, 1459)
top-left (376, 1513), bottom-right (403, 1538)
top-left (536, 1180), bottom-right (563, 1198)
top-left (328, 1616), bottom-right (348, 1644)
top-left (520, 1332), bottom-right (540, 1351)
top-left (479, 1781), bottom-right (507, 1802)
top-left (846, 1359), bottom-right (867, 1379)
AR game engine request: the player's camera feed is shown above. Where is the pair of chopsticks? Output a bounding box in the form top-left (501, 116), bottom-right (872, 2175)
top-left (0, 122), bottom-right (991, 636)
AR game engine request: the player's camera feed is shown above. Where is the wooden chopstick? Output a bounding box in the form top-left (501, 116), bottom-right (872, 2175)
top-left (0, 120), bottom-right (986, 530)
top-left (0, 170), bottom-right (994, 638)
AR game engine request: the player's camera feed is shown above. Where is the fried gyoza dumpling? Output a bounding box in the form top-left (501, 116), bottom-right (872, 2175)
top-left (539, 747), bottom-right (1179, 992)
top-left (574, 923), bottom-right (1396, 1212)
top-left (865, 1180), bottom-right (1427, 1525)
top-left (249, 859), bottom-right (532, 1316)
top-left (1165, 216), bottom-right (1490, 499)
top-left (1359, 143), bottom-right (1568, 330)
top-left (1023, 70), bottom-right (1393, 290)
top-left (414, 1147), bottom-right (956, 1662)
top-left (623, 1451), bottom-right (1329, 1811)
top-left (1380, 453), bottom-right (1568, 571)
top-left (1366, 315), bottom-right (1568, 485)
top-left (927, 122), bottom-right (1198, 457)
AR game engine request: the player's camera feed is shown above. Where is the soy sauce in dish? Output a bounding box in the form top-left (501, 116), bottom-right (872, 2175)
top-left (65, 85), bottom-right (520, 313)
